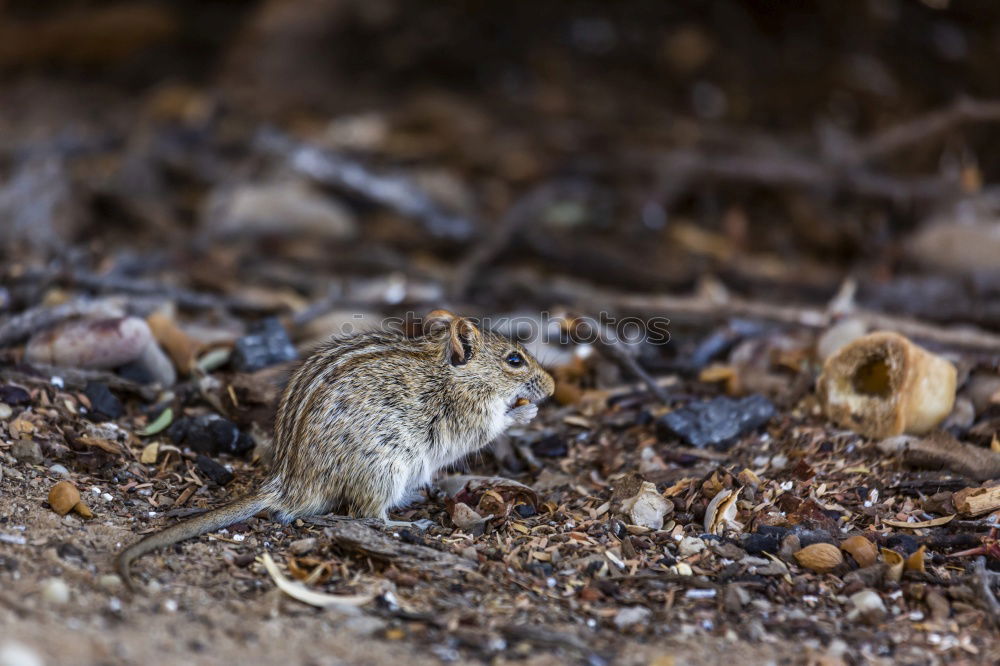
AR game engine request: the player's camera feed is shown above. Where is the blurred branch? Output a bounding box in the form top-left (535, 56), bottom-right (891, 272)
top-left (613, 291), bottom-right (1000, 354)
top-left (650, 148), bottom-right (953, 206)
top-left (508, 271), bottom-right (1000, 354)
top-left (0, 297), bottom-right (124, 347)
top-left (449, 183), bottom-right (566, 299)
top-left (257, 130), bottom-right (478, 241)
top-left (646, 97), bottom-right (1000, 206)
top-left (857, 97), bottom-right (1000, 163)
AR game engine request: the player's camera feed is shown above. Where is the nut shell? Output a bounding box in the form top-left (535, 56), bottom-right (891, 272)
top-left (840, 535), bottom-right (878, 568)
top-left (48, 481), bottom-right (81, 516)
top-left (793, 542), bottom-right (844, 573)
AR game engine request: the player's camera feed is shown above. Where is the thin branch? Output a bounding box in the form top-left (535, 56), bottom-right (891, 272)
top-left (0, 297), bottom-right (125, 347)
top-left (606, 291), bottom-right (1000, 354)
top-left (449, 183), bottom-right (565, 300)
top-left (568, 316), bottom-right (673, 404)
top-left (65, 270), bottom-right (278, 314)
top-left (858, 97), bottom-right (1000, 163)
top-left (650, 149), bottom-right (954, 205)
top-left (257, 129), bottom-right (477, 241)
top-left (506, 272), bottom-right (1000, 354)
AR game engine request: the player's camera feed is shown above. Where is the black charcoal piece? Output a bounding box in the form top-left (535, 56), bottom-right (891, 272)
top-left (531, 434), bottom-right (568, 458)
top-left (84, 382), bottom-right (123, 421)
top-left (169, 414), bottom-right (254, 457)
top-left (0, 385), bottom-right (31, 405)
top-left (657, 394), bottom-right (775, 449)
top-left (196, 454), bottom-right (234, 486)
top-left (230, 318), bottom-right (297, 372)
top-left (742, 526), bottom-right (788, 555)
top-left (515, 504), bottom-right (537, 518)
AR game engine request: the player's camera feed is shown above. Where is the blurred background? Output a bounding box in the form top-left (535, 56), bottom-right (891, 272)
top-left (3, 0), bottom-right (1000, 337)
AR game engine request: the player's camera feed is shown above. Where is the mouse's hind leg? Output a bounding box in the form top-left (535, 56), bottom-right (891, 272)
top-left (346, 460), bottom-right (436, 530)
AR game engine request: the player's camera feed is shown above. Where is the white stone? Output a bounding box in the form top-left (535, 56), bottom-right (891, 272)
top-left (613, 605), bottom-right (652, 630)
top-left (40, 578), bottom-right (70, 605)
top-left (0, 641), bottom-right (44, 666)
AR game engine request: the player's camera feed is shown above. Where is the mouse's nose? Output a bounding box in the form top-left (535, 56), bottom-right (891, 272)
top-left (533, 370), bottom-right (555, 400)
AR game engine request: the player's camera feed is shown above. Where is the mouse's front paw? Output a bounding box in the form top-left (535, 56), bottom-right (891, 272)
top-left (507, 403), bottom-right (538, 426)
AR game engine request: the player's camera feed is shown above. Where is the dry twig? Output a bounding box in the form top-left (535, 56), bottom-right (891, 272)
top-left (0, 297), bottom-right (124, 347)
top-left (258, 130), bottom-right (477, 241)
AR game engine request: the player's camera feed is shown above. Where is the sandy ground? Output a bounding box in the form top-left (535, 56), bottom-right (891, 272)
top-left (0, 466), bottom-right (801, 666)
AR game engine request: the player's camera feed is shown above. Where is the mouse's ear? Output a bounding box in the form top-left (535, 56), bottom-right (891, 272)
top-left (423, 309), bottom-right (456, 336)
top-left (447, 316), bottom-right (481, 366)
top-left (424, 311), bottom-right (480, 365)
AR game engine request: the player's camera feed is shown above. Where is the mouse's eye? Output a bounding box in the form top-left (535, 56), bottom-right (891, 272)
top-left (505, 351), bottom-right (525, 368)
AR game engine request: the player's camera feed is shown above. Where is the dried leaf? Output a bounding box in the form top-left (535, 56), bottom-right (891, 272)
top-left (140, 442), bottom-right (159, 464)
top-left (881, 514), bottom-right (954, 529)
top-left (262, 552), bottom-right (371, 608)
top-left (287, 556), bottom-right (334, 584)
top-left (9, 417), bottom-right (35, 437)
top-left (840, 535), bottom-right (878, 568)
top-left (77, 434), bottom-right (123, 455)
top-left (139, 407), bottom-right (173, 436)
top-left (147, 311), bottom-right (201, 374)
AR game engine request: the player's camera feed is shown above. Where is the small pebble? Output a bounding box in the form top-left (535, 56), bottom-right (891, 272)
top-left (0, 641), bottom-right (44, 666)
top-left (99, 574), bottom-right (122, 591)
top-left (613, 605), bottom-right (652, 630)
top-left (0, 404), bottom-right (12, 420)
top-left (163, 599), bottom-right (178, 613)
top-left (342, 615), bottom-right (388, 636)
top-left (0, 385), bottom-right (31, 406)
top-left (195, 455), bottom-right (234, 486)
top-left (531, 434), bottom-right (568, 458)
top-left (289, 537), bottom-right (317, 555)
top-left (47, 464), bottom-right (70, 478)
top-left (11, 440), bottom-right (42, 465)
top-left (230, 318), bottom-right (298, 372)
top-left (678, 536), bottom-right (706, 558)
top-left (40, 578), bottom-right (70, 605)
top-left (101, 493), bottom-right (113, 502)
top-left (169, 414), bottom-right (253, 457)
top-left (685, 588), bottom-right (717, 599)
top-left (656, 394), bottom-right (775, 449)
top-left (83, 382), bottom-right (123, 421)
top-left (848, 589), bottom-right (887, 625)
top-left (233, 553), bottom-right (256, 568)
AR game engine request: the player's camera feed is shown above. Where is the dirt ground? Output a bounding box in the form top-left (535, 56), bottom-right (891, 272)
top-left (0, 469), bottom-right (789, 666)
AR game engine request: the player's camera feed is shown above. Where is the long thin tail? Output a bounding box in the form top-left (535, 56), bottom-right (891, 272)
top-left (116, 493), bottom-right (269, 592)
